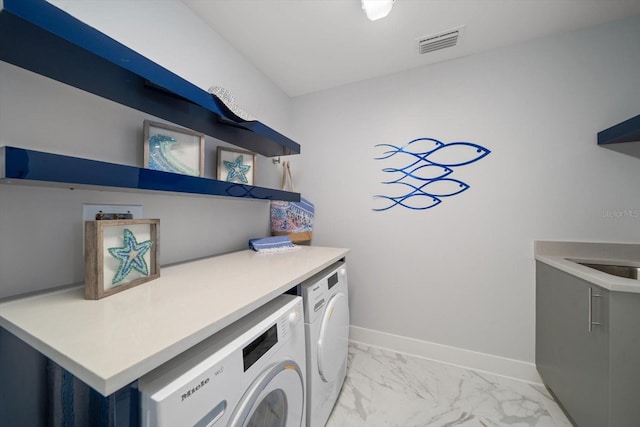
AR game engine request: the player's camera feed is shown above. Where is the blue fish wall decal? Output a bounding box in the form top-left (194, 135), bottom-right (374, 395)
top-left (373, 138), bottom-right (490, 211)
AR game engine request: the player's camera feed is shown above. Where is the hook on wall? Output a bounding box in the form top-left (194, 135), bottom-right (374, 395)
top-left (272, 156), bottom-right (281, 164)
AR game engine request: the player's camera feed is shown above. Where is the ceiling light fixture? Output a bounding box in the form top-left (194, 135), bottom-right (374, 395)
top-left (361, 0), bottom-right (395, 21)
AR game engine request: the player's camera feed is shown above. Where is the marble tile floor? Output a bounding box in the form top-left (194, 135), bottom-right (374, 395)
top-left (326, 342), bottom-right (572, 427)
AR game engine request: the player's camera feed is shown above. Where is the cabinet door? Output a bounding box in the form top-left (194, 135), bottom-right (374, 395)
top-left (609, 292), bottom-right (640, 426)
top-left (536, 262), bottom-right (609, 427)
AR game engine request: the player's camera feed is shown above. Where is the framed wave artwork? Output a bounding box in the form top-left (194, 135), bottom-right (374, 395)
top-left (143, 120), bottom-right (205, 177)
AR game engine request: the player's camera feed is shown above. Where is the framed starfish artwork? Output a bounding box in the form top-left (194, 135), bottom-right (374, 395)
top-left (84, 219), bottom-right (160, 300)
top-left (216, 146), bottom-right (257, 185)
top-left (143, 120), bottom-right (205, 177)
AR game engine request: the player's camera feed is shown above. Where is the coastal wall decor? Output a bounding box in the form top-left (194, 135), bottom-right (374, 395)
top-left (143, 120), bottom-right (205, 177)
top-left (217, 146), bottom-right (257, 185)
top-left (84, 219), bottom-right (160, 300)
top-left (270, 161), bottom-right (314, 243)
top-left (373, 137), bottom-right (490, 211)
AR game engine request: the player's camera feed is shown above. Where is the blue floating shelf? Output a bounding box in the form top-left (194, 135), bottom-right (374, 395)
top-left (597, 114), bottom-right (640, 158)
top-left (598, 114), bottom-right (640, 145)
top-left (0, 146), bottom-right (300, 201)
top-left (0, 0), bottom-right (300, 158)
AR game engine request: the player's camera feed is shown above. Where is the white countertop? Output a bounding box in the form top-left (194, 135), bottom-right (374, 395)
top-left (0, 246), bottom-right (349, 395)
top-left (535, 241), bottom-right (640, 293)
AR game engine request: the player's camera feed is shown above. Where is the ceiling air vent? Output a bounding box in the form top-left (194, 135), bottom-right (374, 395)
top-left (417, 26), bottom-right (464, 55)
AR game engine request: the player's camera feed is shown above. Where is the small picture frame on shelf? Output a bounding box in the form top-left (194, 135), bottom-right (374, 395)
top-left (143, 120), bottom-right (205, 177)
top-left (216, 147), bottom-right (257, 185)
top-left (84, 219), bottom-right (160, 300)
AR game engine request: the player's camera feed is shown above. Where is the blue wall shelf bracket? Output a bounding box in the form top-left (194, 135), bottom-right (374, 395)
top-left (0, 146), bottom-right (301, 201)
top-left (597, 114), bottom-right (640, 159)
top-left (0, 0), bottom-right (300, 158)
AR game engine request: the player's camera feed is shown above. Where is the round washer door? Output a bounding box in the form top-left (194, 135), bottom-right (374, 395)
top-left (317, 292), bottom-right (350, 383)
top-left (228, 360), bottom-right (304, 427)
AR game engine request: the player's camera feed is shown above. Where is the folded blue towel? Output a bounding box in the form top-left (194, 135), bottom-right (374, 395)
top-left (248, 235), bottom-right (297, 252)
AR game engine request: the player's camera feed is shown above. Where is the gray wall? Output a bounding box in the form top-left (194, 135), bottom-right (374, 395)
top-left (0, 2), bottom-right (293, 423)
top-left (2, 4), bottom-right (640, 422)
top-left (0, 0), bottom-right (292, 299)
top-left (291, 15), bottom-right (640, 364)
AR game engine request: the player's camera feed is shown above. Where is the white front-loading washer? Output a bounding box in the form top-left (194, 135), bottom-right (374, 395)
top-left (138, 294), bottom-right (306, 427)
top-left (300, 261), bottom-right (349, 427)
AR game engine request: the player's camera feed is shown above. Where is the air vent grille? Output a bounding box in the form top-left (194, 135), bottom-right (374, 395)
top-left (418, 26), bottom-right (464, 55)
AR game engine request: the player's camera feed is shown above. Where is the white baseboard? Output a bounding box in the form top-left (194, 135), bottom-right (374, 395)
top-left (349, 325), bottom-right (543, 385)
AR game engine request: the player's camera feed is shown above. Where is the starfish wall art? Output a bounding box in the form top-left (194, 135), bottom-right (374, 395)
top-left (216, 147), bottom-right (257, 185)
top-left (84, 219), bottom-right (160, 300)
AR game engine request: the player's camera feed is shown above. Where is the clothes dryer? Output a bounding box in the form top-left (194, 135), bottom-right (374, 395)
top-left (301, 261), bottom-right (349, 427)
top-left (138, 294), bottom-right (306, 427)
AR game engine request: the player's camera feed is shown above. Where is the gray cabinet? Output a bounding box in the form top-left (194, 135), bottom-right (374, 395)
top-left (536, 261), bottom-right (608, 426)
top-left (536, 261), bottom-right (640, 426)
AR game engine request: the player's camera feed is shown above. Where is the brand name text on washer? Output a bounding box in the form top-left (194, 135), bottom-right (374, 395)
top-left (181, 378), bottom-right (210, 402)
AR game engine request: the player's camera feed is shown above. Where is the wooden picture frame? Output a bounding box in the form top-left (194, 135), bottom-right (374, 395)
top-left (85, 219), bottom-right (160, 300)
top-left (143, 120), bottom-right (205, 177)
top-left (216, 146), bottom-right (257, 185)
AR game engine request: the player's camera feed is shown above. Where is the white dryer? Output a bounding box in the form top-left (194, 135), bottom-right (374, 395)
top-left (301, 261), bottom-right (350, 427)
top-left (138, 294), bottom-right (306, 427)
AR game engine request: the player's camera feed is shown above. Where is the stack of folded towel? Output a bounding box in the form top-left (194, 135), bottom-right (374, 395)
top-left (248, 235), bottom-right (298, 253)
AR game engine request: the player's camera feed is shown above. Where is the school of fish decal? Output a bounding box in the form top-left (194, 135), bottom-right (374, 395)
top-left (373, 138), bottom-right (490, 211)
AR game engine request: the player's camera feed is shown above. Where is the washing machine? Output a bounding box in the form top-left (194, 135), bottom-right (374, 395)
top-left (301, 261), bottom-right (350, 427)
top-left (138, 294), bottom-right (306, 427)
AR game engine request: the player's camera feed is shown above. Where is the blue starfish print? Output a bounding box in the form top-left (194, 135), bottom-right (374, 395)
top-left (223, 155), bottom-right (251, 183)
top-left (108, 228), bottom-right (154, 285)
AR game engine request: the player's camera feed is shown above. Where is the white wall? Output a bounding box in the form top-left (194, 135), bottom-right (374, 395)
top-left (291, 15), bottom-right (640, 364)
top-left (49, 0), bottom-right (292, 134)
top-left (3, 0), bottom-right (640, 374)
top-left (0, 1), bottom-right (291, 298)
